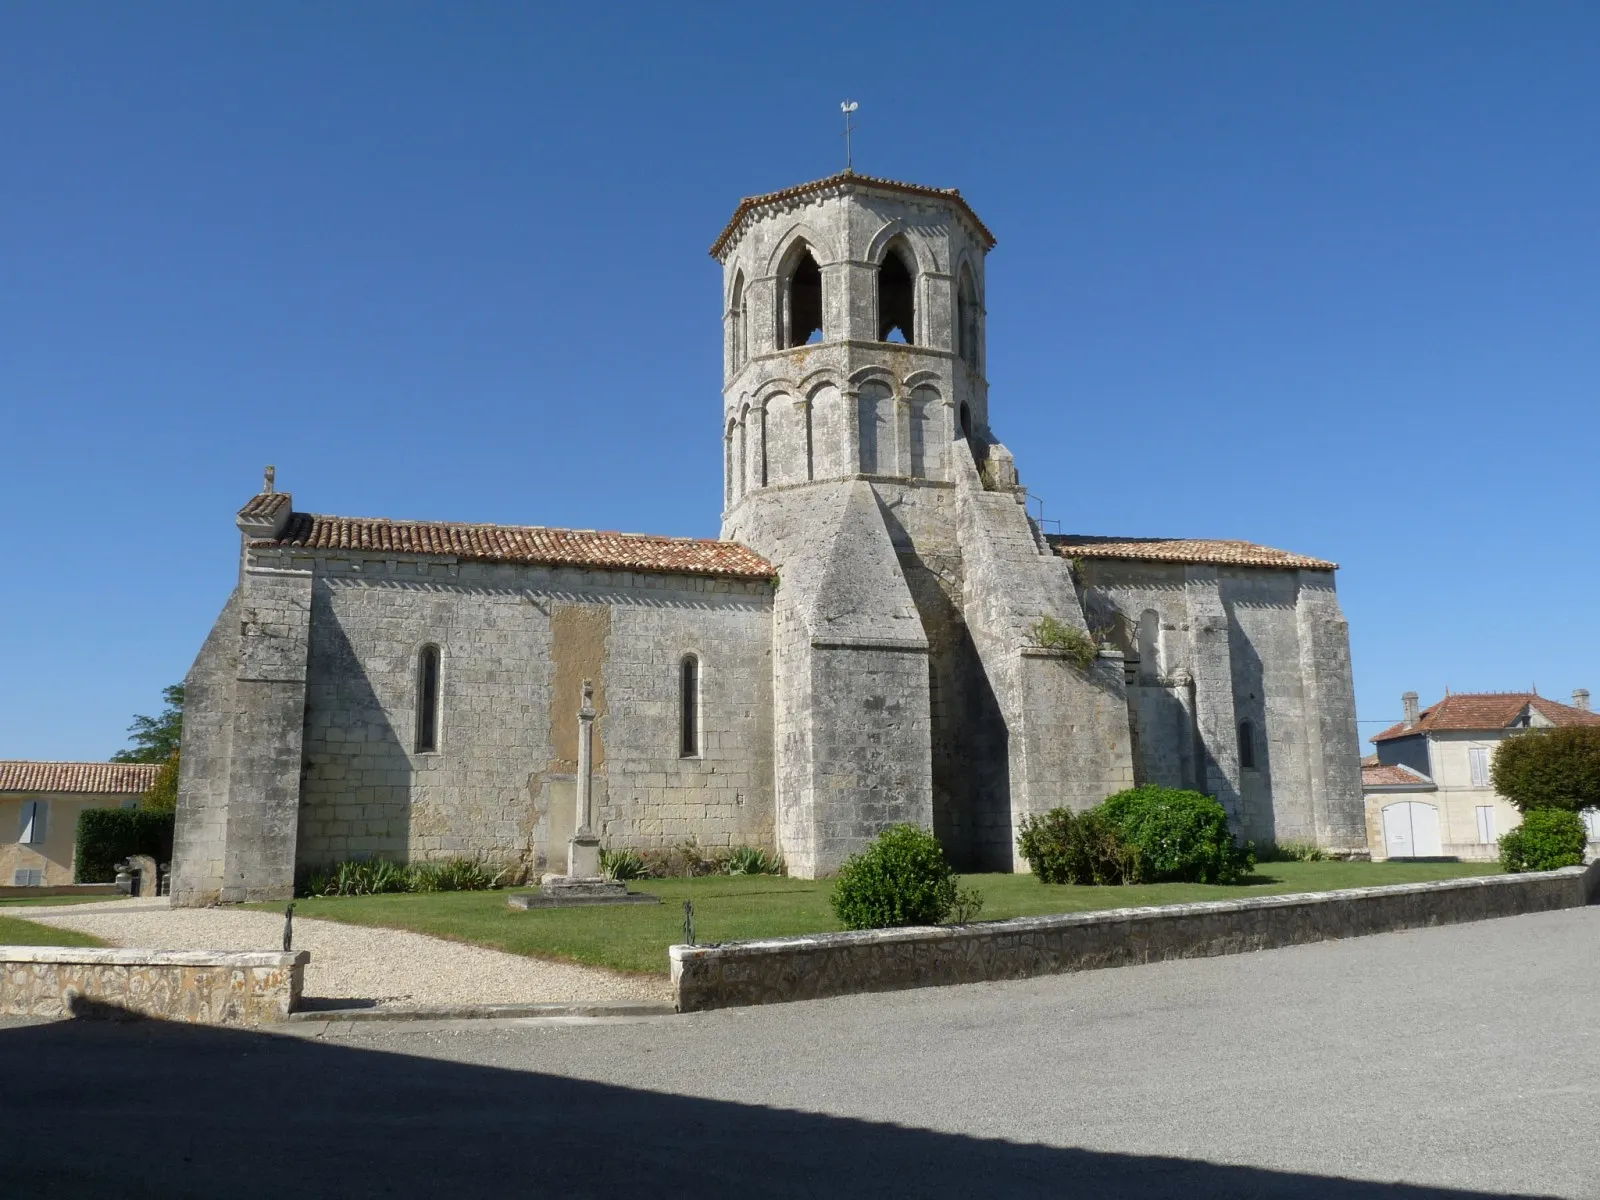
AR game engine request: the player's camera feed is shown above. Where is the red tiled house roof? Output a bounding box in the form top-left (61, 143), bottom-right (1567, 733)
top-left (1361, 762), bottom-right (1435, 789)
top-left (710, 171), bottom-right (996, 260)
top-left (1371, 693), bottom-right (1600, 743)
top-left (255, 513), bottom-right (776, 583)
top-left (1050, 535), bottom-right (1337, 571)
top-left (0, 761), bottom-right (161, 795)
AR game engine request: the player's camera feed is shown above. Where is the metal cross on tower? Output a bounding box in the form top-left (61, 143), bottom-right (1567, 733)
top-left (841, 100), bottom-right (859, 172)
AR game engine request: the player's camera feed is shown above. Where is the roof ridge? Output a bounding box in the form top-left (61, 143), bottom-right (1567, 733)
top-left (299, 511), bottom-right (731, 546)
top-left (1048, 533), bottom-right (1336, 571)
top-left (255, 512), bottom-right (776, 582)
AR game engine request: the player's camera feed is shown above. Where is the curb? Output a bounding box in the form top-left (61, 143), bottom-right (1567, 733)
top-left (286, 1000), bottom-right (677, 1023)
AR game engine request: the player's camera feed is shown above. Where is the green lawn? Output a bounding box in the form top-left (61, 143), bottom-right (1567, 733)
top-left (256, 859), bottom-right (1500, 976)
top-left (0, 895), bottom-right (118, 908)
top-left (0, 915), bottom-right (106, 948)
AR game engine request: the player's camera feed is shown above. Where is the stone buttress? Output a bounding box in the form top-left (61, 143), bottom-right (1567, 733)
top-left (170, 490), bottom-right (311, 905)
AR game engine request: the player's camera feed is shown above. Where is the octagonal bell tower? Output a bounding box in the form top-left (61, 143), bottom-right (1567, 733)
top-left (711, 172), bottom-right (1131, 879)
top-left (713, 172), bottom-right (993, 518)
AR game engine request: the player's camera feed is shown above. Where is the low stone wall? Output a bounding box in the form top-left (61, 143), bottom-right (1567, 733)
top-left (0, 948), bottom-right (309, 1025)
top-left (0, 884), bottom-right (121, 900)
top-left (671, 863), bottom-right (1600, 1013)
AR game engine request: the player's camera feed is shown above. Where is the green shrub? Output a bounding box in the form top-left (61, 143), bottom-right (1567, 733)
top-left (830, 824), bottom-right (967, 930)
top-left (74, 809), bottom-right (175, 883)
top-left (1026, 615), bottom-right (1098, 670)
top-left (600, 848), bottom-right (647, 881)
top-left (1491, 727), bottom-right (1600, 813)
top-left (638, 839), bottom-right (724, 878)
top-left (1256, 840), bottom-right (1328, 863)
top-left (1099, 786), bottom-right (1253, 884)
top-left (1015, 806), bottom-right (1139, 885)
top-left (301, 856), bottom-right (502, 897)
top-left (725, 846), bottom-right (784, 876)
top-left (1499, 808), bottom-right (1588, 873)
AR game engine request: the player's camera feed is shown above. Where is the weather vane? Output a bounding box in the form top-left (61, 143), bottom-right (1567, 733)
top-left (841, 100), bottom-right (859, 172)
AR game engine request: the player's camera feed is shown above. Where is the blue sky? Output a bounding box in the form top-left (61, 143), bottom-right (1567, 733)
top-left (2, 1), bottom-right (1596, 759)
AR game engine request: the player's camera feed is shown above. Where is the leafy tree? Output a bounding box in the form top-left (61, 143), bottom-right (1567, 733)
top-left (111, 684), bottom-right (185, 765)
top-left (141, 750), bottom-right (180, 813)
top-left (1490, 726), bottom-right (1600, 813)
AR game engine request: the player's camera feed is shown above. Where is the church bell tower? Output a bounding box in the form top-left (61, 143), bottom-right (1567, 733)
top-left (711, 172), bottom-right (1132, 879)
top-left (712, 172), bottom-right (993, 517)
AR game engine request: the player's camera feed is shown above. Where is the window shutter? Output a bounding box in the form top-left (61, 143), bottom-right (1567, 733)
top-left (1475, 806), bottom-right (1495, 844)
top-left (1468, 747), bottom-right (1490, 788)
top-left (18, 801), bottom-right (36, 844)
top-left (35, 802), bottom-right (47, 843)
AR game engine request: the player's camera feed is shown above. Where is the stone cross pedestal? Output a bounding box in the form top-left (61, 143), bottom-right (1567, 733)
top-left (567, 679), bottom-right (602, 879)
top-left (524, 678), bottom-right (647, 906)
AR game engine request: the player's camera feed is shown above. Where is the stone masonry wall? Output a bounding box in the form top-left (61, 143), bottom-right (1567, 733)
top-left (287, 551), bottom-right (774, 877)
top-left (1074, 561), bottom-right (1365, 850)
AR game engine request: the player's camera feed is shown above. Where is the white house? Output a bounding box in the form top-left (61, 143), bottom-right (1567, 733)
top-left (1362, 690), bottom-right (1599, 860)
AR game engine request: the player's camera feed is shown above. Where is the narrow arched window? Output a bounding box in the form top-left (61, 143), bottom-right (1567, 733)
top-left (729, 271), bottom-right (747, 371)
top-left (781, 246), bottom-right (823, 348)
top-left (878, 244), bottom-right (915, 343)
top-left (679, 655), bottom-right (700, 757)
top-left (416, 645), bottom-right (441, 753)
top-left (957, 266), bottom-right (979, 369)
top-left (1237, 720), bottom-right (1256, 770)
top-left (959, 401), bottom-right (973, 442)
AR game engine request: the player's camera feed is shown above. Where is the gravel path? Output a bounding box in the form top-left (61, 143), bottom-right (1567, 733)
top-left (24, 899), bottom-right (670, 1007)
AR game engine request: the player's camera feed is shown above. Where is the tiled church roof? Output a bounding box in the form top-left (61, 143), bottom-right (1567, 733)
top-left (0, 761), bottom-right (161, 795)
top-left (710, 171), bottom-right (996, 259)
top-left (1049, 535), bottom-right (1337, 571)
top-left (257, 513), bottom-right (776, 582)
top-left (1370, 693), bottom-right (1600, 743)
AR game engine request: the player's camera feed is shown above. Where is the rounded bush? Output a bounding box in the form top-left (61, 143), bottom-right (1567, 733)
top-left (1098, 786), bottom-right (1254, 884)
top-left (1016, 807), bottom-right (1139, 885)
top-left (1499, 808), bottom-right (1588, 873)
top-left (830, 824), bottom-right (961, 930)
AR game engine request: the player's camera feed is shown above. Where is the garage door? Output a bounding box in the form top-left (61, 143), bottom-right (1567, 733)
top-left (1382, 801), bottom-right (1441, 858)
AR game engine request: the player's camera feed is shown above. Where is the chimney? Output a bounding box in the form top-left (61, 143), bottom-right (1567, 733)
top-left (1575, 689), bottom-right (1591, 713)
top-left (1402, 691), bottom-right (1420, 727)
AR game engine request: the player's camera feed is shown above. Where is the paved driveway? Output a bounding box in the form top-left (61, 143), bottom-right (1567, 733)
top-left (3, 906), bottom-right (1597, 1197)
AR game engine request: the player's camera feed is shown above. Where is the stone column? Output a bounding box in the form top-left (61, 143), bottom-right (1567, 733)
top-left (843, 386), bottom-right (861, 474)
top-left (567, 679), bottom-right (601, 878)
top-left (749, 402), bottom-right (767, 491)
top-left (796, 396), bottom-right (814, 481)
top-left (894, 393), bottom-right (912, 477)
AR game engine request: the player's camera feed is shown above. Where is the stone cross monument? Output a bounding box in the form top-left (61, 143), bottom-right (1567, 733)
top-left (567, 679), bottom-right (601, 879)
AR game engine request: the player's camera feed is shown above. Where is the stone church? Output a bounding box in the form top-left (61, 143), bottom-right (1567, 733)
top-left (171, 171), bottom-right (1366, 906)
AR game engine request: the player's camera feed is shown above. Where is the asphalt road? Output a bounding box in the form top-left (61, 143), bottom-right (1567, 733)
top-left (3, 906), bottom-right (1597, 1198)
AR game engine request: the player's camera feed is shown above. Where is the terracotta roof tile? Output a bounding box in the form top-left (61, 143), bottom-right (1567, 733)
top-left (237, 492), bottom-right (290, 521)
top-left (0, 761), bottom-right (161, 795)
top-left (1050, 535), bottom-right (1337, 571)
top-left (256, 513), bottom-right (776, 582)
top-left (1371, 692), bottom-right (1600, 743)
top-left (711, 171), bottom-right (996, 260)
top-left (1361, 762), bottom-right (1435, 788)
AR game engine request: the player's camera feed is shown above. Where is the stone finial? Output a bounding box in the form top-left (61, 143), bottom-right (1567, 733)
top-left (1402, 691), bottom-right (1420, 728)
top-left (264, 465), bottom-right (276, 494)
top-left (1575, 688), bottom-right (1591, 713)
top-left (580, 679), bottom-right (595, 719)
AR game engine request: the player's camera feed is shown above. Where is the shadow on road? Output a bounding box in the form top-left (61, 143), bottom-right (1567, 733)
top-left (0, 1014), bottom-right (1542, 1199)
